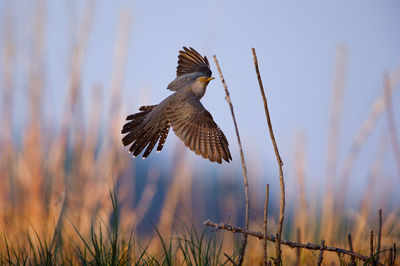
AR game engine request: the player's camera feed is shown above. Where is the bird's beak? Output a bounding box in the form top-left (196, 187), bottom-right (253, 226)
top-left (207, 77), bottom-right (215, 82)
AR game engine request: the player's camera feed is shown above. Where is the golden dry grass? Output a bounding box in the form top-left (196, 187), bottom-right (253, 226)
top-left (0, 2), bottom-right (399, 265)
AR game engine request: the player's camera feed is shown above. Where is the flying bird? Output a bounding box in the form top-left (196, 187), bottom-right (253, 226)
top-left (121, 47), bottom-right (232, 163)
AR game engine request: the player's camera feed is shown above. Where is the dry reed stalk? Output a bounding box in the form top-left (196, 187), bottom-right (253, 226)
top-left (347, 234), bottom-right (356, 265)
top-left (79, 84), bottom-right (103, 205)
top-left (244, 232), bottom-right (271, 264)
top-left (383, 73), bottom-right (400, 179)
top-left (21, 0), bottom-right (46, 233)
top-left (382, 213), bottom-right (400, 265)
top-left (122, 167), bottom-right (159, 231)
top-left (263, 184), bottom-right (269, 266)
top-left (309, 183), bottom-right (319, 231)
top-left (107, 10), bottom-right (132, 171)
top-left (0, 6), bottom-right (15, 143)
top-left (381, 211), bottom-right (400, 248)
top-left (213, 55), bottom-right (250, 265)
top-left (109, 10), bottom-right (131, 117)
top-left (45, 0), bottom-right (96, 239)
top-left (377, 179), bottom-right (397, 216)
top-left (353, 134), bottom-right (386, 246)
top-left (337, 63), bottom-right (400, 211)
top-left (251, 48), bottom-right (285, 264)
top-left (70, 97), bottom-right (88, 229)
top-left (370, 230), bottom-right (374, 259)
top-left (317, 240), bottom-right (325, 265)
top-left (67, 84), bottom-right (102, 231)
top-left (83, 10), bottom-right (131, 228)
top-left (377, 209), bottom-right (382, 262)
top-left (89, 12), bottom-right (131, 229)
top-left (117, 162), bottom-right (136, 232)
top-left (148, 146), bottom-right (191, 254)
top-left (295, 228), bottom-right (301, 265)
top-left (54, 9), bottom-right (130, 236)
top-left (293, 132), bottom-right (309, 244)
top-left (0, 4), bottom-right (16, 232)
top-left (322, 45), bottom-right (347, 241)
top-left (203, 220), bottom-right (385, 264)
top-left (389, 248), bottom-right (394, 266)
top-left (50, 187), bottom-right (67, 249)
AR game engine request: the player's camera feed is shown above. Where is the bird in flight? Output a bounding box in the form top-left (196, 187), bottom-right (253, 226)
top-left (121, 47), bottom-right (232, 163)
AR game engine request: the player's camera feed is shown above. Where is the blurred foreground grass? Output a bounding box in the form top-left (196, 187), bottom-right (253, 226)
top-left (1, 187), bottom-right (229, 265)
top-left (0, 1), bottom-right (399, 265)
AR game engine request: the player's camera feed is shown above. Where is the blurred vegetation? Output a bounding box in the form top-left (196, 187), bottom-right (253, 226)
top-left (0, 1), bottom-right (399, 264)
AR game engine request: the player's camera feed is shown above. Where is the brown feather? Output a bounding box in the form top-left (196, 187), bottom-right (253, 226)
top-left (176, 47), bottom-right (212, 77)
top-left (157, 124), bottom-right (170, 152)
top-left (166, 92), bottom-right (231, 163)
top-left (210, 129), bottom-right (221, 163)
top-left (132, 128), bottom-right (157, 157)
top-left (143, 130), bottom-right (161, 158)
top-left (190, 124), bottom-right (199, 154)
top-left (129, 128), bottom-right (148, 153)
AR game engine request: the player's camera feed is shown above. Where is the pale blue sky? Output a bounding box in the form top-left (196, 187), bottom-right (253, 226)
top-left (1, 0), bottom-right (400, 199)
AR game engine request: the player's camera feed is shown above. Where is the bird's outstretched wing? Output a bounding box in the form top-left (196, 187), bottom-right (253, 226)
top-left (167, 93), bottom-right (231, 163)
top-left (176, 47), bottom-right (212, 77)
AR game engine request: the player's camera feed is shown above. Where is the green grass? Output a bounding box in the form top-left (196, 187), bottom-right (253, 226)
top-left (3, 184), bottom-right (395, 265)
top-left (0, 186), bottom-right (228, 266)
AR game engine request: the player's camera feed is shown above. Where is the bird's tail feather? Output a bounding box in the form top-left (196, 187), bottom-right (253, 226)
top-left (121, 105), bottom-right (170, 158)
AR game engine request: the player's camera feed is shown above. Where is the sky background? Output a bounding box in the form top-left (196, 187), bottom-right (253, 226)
top-left (1, 0), bottom-right (400, 201)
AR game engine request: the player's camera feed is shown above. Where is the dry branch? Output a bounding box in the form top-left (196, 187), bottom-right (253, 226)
top-left (252, 48), bottom-right (285, 264)
top-left (203, 220), bottom-right (386, 264)
top-left (377, 209), bottom-right (382, 262)
top-left (296, 228), bottom-right (301, 265)
top-left (348, 233), bottom-right (356, 265)
top-left (370, 230), bottom-right (374, 259)
top-left (263, 184), bottom-right (269, 266)
top-left (213, 55), bottom-right (250, 266)
top-left (317, 240), bottom-right (325, 265)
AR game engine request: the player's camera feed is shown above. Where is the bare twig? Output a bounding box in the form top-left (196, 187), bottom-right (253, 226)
top-left (264, 184), bottom-right (269, 266)
top-left (252, 48), bottom-right (285, 265)
top-left (296, 228), bottom-right (301, 266)
top-left (393, 243), bottom-right (396, 265)
top-left (377, 209), bottom-right (382, 262)
top-left (213, 55), bottom-right (249, 266)
top-left (203, 220), bottom-right (384, 264)
top-left (383, 73), bottom-right (400, 179)
top-left (348, 233), bottom-right (356, 265)
top-left (389, 248), bottom-right (393, 266)
top-left (317, 240), bottom-right (325, 266)
top-left (370, 230), bottom-right (374, 259)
